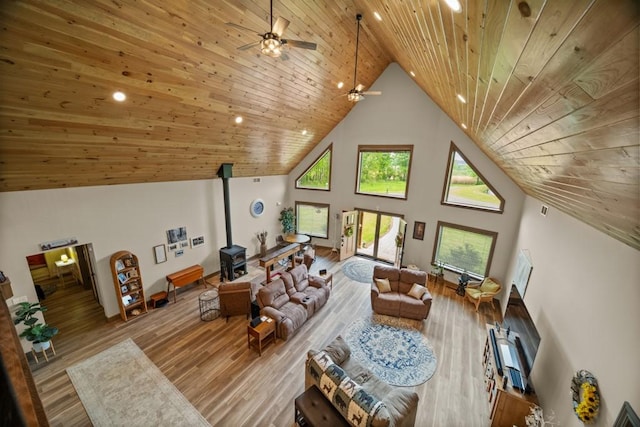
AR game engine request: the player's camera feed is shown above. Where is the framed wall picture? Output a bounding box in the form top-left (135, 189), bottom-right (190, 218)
top-left (191, 236), bottom-right (205, 248)
top-left (413, 221), bottom-right (425, 240)
top-left (154, 244), bottom-right (167, 264)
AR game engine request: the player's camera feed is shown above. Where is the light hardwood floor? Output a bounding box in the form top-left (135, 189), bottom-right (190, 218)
top-left (31, 248), bottom-right (500, 426)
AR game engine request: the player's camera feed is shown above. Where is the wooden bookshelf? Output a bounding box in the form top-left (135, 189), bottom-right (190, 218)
top-left (110, 250), bottom-right (148, 322)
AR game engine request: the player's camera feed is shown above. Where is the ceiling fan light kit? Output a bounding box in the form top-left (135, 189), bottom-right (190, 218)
top-left (228, 0), bottom-right (316, 57)
top-left (261, 35), bottom-right (282, 57)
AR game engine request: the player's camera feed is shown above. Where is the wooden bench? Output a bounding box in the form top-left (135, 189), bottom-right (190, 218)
top-left (258, 243), bottom-right (300, 283)
top-left (166, 264), bottom-right (205, 303)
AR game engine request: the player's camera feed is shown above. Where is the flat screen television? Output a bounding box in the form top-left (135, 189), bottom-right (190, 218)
top-left (502, 285), bottom-right (541, 380)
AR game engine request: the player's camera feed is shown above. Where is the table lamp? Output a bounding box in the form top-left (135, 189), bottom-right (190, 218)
top-left (60, 254), bottom-right (69, 262)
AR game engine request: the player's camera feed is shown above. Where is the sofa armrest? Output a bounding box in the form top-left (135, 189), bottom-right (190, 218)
top-left (309, 275), bottom-right (326, 288)
top-left (467, 281), bottom-right (482, 288)
top-left (261, 306), bottom-right (286, 323)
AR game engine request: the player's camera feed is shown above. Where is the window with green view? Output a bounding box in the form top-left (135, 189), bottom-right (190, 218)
top-left (296, 145), bottom-right (332, 190)
top-left (433, 221), bottom-right (497, 278)
top-left (295, 202), bottom-right (329, 238)
top-left (442, 143), bottom-right (504, 212)
top-left (356, 145), bottom-right (413, 199)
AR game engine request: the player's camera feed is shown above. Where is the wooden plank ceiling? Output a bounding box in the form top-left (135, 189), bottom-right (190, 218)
top-left (0, 0), bottom-right (638, 249)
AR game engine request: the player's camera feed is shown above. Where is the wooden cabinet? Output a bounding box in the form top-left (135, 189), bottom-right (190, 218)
top-left (110, 250), bottom-right (148, 321)
top-left (482, 324), bottom-right (537, 426)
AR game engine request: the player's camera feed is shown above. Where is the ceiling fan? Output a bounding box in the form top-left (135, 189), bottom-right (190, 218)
top-left (226, 0), bottom-right (317, 57)
top-left (344, 14), bottom-right (381, 102)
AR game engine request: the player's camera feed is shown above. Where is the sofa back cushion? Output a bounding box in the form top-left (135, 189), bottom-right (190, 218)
top-left (279, 270), bottom-right (297, 296)
top-left (373, 265), bottom-right (400, 292)
top-left (399, 269), bottom-right (427, 294)
top-left (257, 279), bottom-right (290, 309)
top-left (289, 264), bottom-right (311, 292)
top-left (308, 351), bottom-right (387, 427)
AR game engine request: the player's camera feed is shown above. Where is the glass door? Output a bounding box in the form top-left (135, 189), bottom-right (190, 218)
top-left (356, 210), bottom-right (403, 264)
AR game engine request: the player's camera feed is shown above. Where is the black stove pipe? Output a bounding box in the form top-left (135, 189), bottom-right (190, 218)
top-left (217, 163), bottom-right (234, 248)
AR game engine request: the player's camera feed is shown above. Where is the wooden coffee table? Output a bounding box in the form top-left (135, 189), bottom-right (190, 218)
top-left (247, 317), bottom-right (276, 356)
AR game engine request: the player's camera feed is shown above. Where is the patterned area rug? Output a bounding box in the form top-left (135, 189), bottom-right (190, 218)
top-left (344, 315), bottom-right (437, 386)
top-left (66, 338), bottom-right (210, 427)
top-left (341, 258), bottom-right (378, 283)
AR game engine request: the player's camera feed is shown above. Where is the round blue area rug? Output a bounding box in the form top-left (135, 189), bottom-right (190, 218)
top-left (344, 315), bottom-right (437, 386)
top-left (342, 259), bottom-right (378, 283)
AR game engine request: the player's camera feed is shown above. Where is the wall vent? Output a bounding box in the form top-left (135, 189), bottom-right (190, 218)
top-left (541, 205), bottom-right (548, 216)
top-left (253, 178), bottom-right (261, 182)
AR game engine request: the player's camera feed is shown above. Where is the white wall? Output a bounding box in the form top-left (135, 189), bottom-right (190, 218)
top-left (0, 176), bottom-right (287, 318)
top-left (507, 196), bottom-right (640, 425)
top-left (289, 63), bottom-right (526, 286)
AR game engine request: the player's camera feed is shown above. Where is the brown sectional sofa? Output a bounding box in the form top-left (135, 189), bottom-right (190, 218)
top-left (256, 264), bottom-right (330, 340)
top-left (305, 335), bottom-right (419, 427)
top-left (371, 265), bottom-right (432, 320)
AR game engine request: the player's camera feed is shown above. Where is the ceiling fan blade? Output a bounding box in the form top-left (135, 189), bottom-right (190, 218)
top-left (237, 40), bottom-right (261, 51)
top-left (362, 91), bottom-right (382, 95)
top-left (355, 83), bottom-right (365, 92)
top-left (226, 22), bottom-right (262, 36)
top-left (272, 16), bottom-right (290, 37)
top-left (282, 39), bottom-right (317, 50)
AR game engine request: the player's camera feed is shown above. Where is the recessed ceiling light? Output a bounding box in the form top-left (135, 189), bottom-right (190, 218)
top-left (112, 91), bottom-right (126, 102)
top-left (337, 81), bottom-right (344, 89)
top-left (461, 123), bottom-right (467, 129)
top-left (457, 94), bottom-right (467, 104)
top-left (444, 0), bottom-right (462, 13)
top-left (302, 129), bottom-right (307, 135)
top-left (235, 116), bottom-right (243, 124)
top-left (410, 71), bottom-right (416, 77)
top-left (373, 11), bottom-right (382, 21)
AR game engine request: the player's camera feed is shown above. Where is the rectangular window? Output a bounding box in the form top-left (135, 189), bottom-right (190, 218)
top-left (356, 145), bottom-right (413, 199)
top-left (432, 221), bottom-right (497, 278)
top-left (295, 202), bottom-right (330, 238)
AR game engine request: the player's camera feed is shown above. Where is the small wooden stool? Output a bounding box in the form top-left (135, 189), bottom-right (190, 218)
top-left (150, 291), bottom-right (168, 308)
top-left (31, 341), bottom-right (56, 363)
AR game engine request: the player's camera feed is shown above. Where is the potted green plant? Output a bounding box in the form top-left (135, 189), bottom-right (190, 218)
top-left (279, 207), bottom-right (296, 234)
top-left (13, 301), bottom-right (59, 351)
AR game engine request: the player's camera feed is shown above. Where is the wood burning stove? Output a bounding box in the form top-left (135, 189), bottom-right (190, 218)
top-left (217, 163), bottom-right (247, 282)
top-left (219, 245), bottom-right (247, 281)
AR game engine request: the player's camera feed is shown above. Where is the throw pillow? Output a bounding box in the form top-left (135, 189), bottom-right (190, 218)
top-left (407, 283), bottom-right (427, 299)
top-left (374, 278), bottom-right (391, 293)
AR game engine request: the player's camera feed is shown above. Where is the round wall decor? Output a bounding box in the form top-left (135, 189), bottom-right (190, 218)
top-left (250, 199), bottom-right (265, 217)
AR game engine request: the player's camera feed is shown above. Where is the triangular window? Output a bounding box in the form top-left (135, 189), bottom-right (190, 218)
top-left (442, 143), bottom-right (504, 212)
top-left (295, 144), bottom-right (332, 191)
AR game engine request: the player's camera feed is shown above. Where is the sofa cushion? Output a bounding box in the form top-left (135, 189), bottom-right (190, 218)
top-left (374, 278), bottom-right (391, 293)
top-left (407, 283), bottom-right (427, 300)
top-left (373, 265), bottom-right (400, 291)
top-left (309, 351), bottom-right (385, 427)
top-left (289, 264), bottom-right (311, 292)
top-left (258, 279), bottom-right (289, 309)
top-left (278, 270), bottom-right (297, 296)
top-left (480, 278), bottom-right (500, 293)
top-left (398, 269), bottom-right (426, 294)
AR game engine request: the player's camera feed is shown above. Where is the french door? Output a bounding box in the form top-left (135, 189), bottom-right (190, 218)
top-left (356, 209), bottom-right (405, 265)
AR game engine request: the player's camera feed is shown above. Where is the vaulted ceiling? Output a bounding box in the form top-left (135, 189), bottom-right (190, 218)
top-left (0, 0), bottom-right (638, 249)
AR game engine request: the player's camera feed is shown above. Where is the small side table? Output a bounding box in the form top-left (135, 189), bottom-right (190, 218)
top-left (199, 289), bottom-right (220, 321)
top-left (318, 272), bottom-right (333, 290)
top-left (428, 272), bottom-right (444, 286)
top-left (247, 317), bottom-right (276, 356)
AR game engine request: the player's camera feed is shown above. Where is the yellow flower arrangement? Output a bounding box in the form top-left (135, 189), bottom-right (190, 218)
top-left (571, 370), bottom-right (600, 424)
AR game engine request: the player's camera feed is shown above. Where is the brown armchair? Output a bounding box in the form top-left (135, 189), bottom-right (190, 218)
top-left (218, 281), bottom-right (252, 321)
top-left (465, 277), bottom-right (501, 311)
top-left (293, 247), bottom-right (315, 271)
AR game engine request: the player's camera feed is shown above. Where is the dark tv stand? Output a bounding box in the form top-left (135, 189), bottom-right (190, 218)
top-left (483, 324), bottom-right (538, 426)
